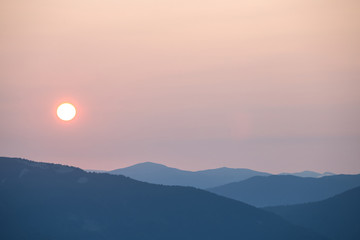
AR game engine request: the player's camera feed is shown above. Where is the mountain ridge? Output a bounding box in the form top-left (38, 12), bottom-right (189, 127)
top-left (279, 170), bottom-right (335, 178)
top-left (266, 186), bottom-right (360, 240)
top-left (207, 174), bottom-right (360, 207)
top-left (107, 161), bottom-right (271, 188)
top-left (0, 157), bottom-right (326, 240)
top-left (105, 162), bottom-right (338, 189)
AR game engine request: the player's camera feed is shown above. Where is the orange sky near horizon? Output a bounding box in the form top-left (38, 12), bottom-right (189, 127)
top-left (1, 0), bottom-right (360, 173)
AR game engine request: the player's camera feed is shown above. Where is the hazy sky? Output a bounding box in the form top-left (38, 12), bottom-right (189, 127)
top-left (1, 0), bottom-right (360, 173)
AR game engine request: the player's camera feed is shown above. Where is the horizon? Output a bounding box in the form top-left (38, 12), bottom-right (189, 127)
top-left (0, 155), bottom-right (349, 175)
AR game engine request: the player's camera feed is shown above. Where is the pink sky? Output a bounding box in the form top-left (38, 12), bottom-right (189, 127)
top-left (1, 0), bottom-right (360, 173)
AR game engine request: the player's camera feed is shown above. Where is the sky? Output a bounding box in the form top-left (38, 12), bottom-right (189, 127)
top-left (1, 0), bottom-right (360, 173)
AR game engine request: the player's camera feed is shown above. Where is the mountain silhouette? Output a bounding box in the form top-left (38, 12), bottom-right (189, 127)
top-left (266, 186), bottom-right (360, 240)
top-left (279, 171), bottom-right (335, 178)
top-left (0, 157), bottom-right (326, 240)
top-left (107, 162), bottom-right (270, 188)
top-left (207, 174), bottom-right (360, 207)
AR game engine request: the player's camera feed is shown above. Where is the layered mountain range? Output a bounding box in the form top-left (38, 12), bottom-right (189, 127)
top-left (0, 157), bottom-right (326, 240)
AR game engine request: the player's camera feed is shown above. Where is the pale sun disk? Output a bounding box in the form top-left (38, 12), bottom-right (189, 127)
top-left (57, 103), bottom-right (76, 121)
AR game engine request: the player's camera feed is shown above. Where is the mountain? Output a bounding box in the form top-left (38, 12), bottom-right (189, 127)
top-left (207, 174), bottom-right (360, 207)
top-left (266, 186), bottom-right (360, 240)
top-left (279, 171), bottom-right (335, 178)
top-left (107, 162), bottom-right (271, 188)
top-left (0, 157), bottom-right (326, 240)
top-left (86, 169), bottom-right (107, 173)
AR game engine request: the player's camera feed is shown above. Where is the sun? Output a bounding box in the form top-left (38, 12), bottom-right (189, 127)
top-left (57, 103), bottom-right (76, 121)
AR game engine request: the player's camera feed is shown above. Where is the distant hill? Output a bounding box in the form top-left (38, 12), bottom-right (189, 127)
top-left (207, 174), bottom-right (360, 207)
top-left (0, 157), bottom-right (326, 240)
top-left (279, 171), bottom-right (335, 178)
top-left (107, 162), bottom-right (271, 188)
top-left (266, 186), bottom-right (360, 240)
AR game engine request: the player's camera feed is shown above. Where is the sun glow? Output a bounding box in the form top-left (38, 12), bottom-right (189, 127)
top-left (57, 103), bottom-right (76, 121)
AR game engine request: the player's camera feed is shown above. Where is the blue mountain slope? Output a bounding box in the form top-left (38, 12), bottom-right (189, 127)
top-left (279, 171), bottom-right (335, 178)
top-left (108, 162), bottom-right (270, 188)
top-left (266, 186), bottom-right (360, 240)
top-left (207, 174), bottom-right (360, 207)
top-left (0, 157), bottom-right (326, 240)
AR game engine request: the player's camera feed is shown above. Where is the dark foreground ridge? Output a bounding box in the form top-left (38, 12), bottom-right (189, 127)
top-left (266, 186), bottom-right (360, 240)
top-left (0, 157), bottom-right (326, 240)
